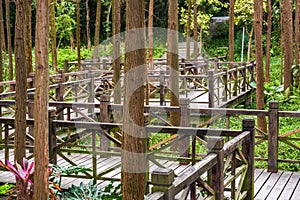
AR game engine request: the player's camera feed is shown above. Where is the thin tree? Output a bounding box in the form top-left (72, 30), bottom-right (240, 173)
top-left (282, 0), bottom-right (293, 92)
top-left (229, 0), bottom-right (235, 62)
top-left (254, 0), bottom-right (266, 132)
top-left (86, 0), bottom-right (91, 48)
top-left (121, 0), bottom-right (146, 199)
top-left (148, 0), bottom-right (154, 70)
top-left (186, 0), bottom-right (191, 60)
top-left (295, 0), bottom-right (300, 86)
top-left (14, 0), bottom-right (27, 166)
top-left (26, 0), bottom-right (32, 77)
top-left (34, 0), bottom-right (50, 198)
top-left (0, 0), bottom-right (3, 91)
top-left (0, 1), bottom-right (5, 51)
top-left (50, 0), bottom-right (58, 72)
top-left (265, 0), bottom-right (272, 82)
top-left (193, 0), bottom-right (198, 60)
top-left (6, 0), bottom-right (13, 81)
top-left (76, 0), bottom-right (81, 69)
top-left (93, 0), bottom-right (101, 59)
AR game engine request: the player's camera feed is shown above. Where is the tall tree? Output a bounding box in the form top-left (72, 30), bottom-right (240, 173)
top-left (229, 0), bottom-right (235, 62)
top-left (295, 0), bottom-right (300, 86)
top-left (254, 0), bottom-right (266, 132)
top-left (93, 0), bottom-right (101, 59)
top-left (76, 0), bottom-right (81, 69)
top-left (148, 0), bottom-right (154, 70)
top-left (34, 0), bottom-right (50, 199)
top-left (0, 0), bottom-right (3, 90)
top-left (265, 0), bottom-right (272, 82)
top-left (186, 0), bottom-right (191, 60)
top-left (0, 1), bottom-right (5, 51)
top-left (50, 0), bottom-right (58, 72)
top-left (86, 0), bottom-right (91, 48)
top-left (193, 0), bottom-right (198, 60)
top-left (121, 0), bottom-right (146, 199)
top-left (26, 0), bottom-right (32, 77)
top-left (6, 0), bottom-right (13, 81)
top-left (14, 0), bottom-right (27, 166)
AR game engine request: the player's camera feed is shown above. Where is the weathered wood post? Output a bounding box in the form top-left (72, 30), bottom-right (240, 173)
top-left (160, 70), bottom-right (165, 106)
top-left (64, 59), bottom-right (69, 73)
top-left (99, 94), bottom-right (110, 152)
top-left (179, 98), bottom-right (190, 160)
top-left (151, 168), bottom-right (175, 200)
top-left (242, 62), bottom-right (247, 92)
top-left (55, 77), bottom-right (64, 120)
top-left (48, 109), bottom-right (57, 164)
top-left (208, 70), bottom-right (215, 108)
top-left (29, 72), bottom-right (35, 89)
top-left (214, 56), bottom-right (219, 73)
top-left (88, 70), bottom-right (95, 113)
top-left (222, 68), bottom-right (228, 102)
top-left (268, 101), bottom-right (279, 172)
top-left (207, 137), bottom-right (224, 200)
top-left (102, 58), bottom-right (108, 70)
top-left (241, 118), bottom-right (255, 200)
top-left (233, 65), bottom-right (238, 96)
top-left (28, 92), bottom-right (35, 153)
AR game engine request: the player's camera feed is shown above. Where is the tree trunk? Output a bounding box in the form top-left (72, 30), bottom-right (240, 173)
top-left (14, 0), bottom-right (27, 166)
top-left (283, 0), bottom-right (293, 92)
top-left (254, 0), bottom-right (267, 132)
top-left (26, 0), bottom-right (32, 77)
top-left (93, 0), bottom-right (101, 59)
top-left (265, 0), bottom-right (272, 82)
top-left (86, 0), bottom-right (91, 49)
top-left (6, 0), bottom-right (13, 81)
top-left (148, 0), bottom-right (154, 70)
top-left (121, 0), bottom-right (146, 199)
top-left (186, 0), bottom-right (191, 60)
top-left (50, 0), bottom-right (58, 72)
top-left (0, 0), bottom-right (3, 91)
top-left (0, 2), bottom-right (5, 51)
top-left (229, 0), bottom-right (235, 63)
top-left (113, 0), bottom-right (121, 123)
top-left (193, 0), bottom-right (198, 60)
top-left (34, 0), bottom-right (50, 199)
top-left (106, 2), bottom-right (112, 42)
top-left (295, 0), bottom-right (300, 87)
top-left (76, 0), bottom-right (81, 70)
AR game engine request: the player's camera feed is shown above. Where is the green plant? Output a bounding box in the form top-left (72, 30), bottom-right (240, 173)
top-left (0, 183), bottom-right (13, 196)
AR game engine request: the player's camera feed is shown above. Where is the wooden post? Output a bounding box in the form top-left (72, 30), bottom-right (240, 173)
top-left (179, 98), bottom-right (190, 160)
top-left (207, 137), bottom-right (224, 200)
top-left (28, 92), bottom-right (35, 153)
top-left (29, 72), bottom-right (35, 89)
top-left (242, 63), bottom-right (246, 92)
top-left (55, 77), bottom-right (64, 120)
top-left (102, 58), bottom-right (108, 70)
top-left (208, 70), bottom-right (215, 108)
top-left (99, 95), bottom-right (110, 152)
top-left (222, 68), bottom-right (228, 102)
top-left (233, 65), bottom-right (238, 96)
top-left (241, 118), bottom-right (255, 200)
top-left (88, 71), bottom-right (95, 113)
top-left (214, 56), bottom-right (218, 73)
top-left (160, 70), bottom-right (165, 106)
top-left (64, 59), bottom-right (69, 72)
top-left (268, 101), bottom-right (279, 172)
top-left (48, 109), bottom-right (57, 164)
top-left (151, 168), bottom-right (175, 200)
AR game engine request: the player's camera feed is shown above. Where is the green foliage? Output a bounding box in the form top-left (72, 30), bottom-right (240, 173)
top-left (0, 183), bottom-right (13, 195)
top-left (64, 180), bottom-right (122, 200)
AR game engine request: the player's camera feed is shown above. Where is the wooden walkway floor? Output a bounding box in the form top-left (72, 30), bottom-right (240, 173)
top-left (0, 151), bottom-right (299, 199)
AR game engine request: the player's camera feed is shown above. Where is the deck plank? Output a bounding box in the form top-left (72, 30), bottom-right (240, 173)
top-left (255, 171), bottom-right (283, 199)
top-left (265, 171), bottom-right (292, 200)
top-left (278, 172), bottom-right (300, 200)
top-left (254, 170), bottom-right (272, 196)
top-left (291, 178), bottom-right (300, 200)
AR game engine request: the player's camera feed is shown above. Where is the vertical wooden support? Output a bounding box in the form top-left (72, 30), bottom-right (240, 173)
top-left (64, 59), bottom-right (69, 72)
top-left (151, 168), bottom-right (175, 200)
top-left (241, 118), bottom-right (255, 200)
top-left (59, 69), bottom-right (66, 82)
top-left (233, 66), bottom-right (238, 96)
top-left (214, 56), bottom-right (219, 73)
top-left (208, 70), bottom-right (215, 108)
top-left (250, 61), bottom-right (255, 84)
top-left (102, 58), bottom-right (108, 70)
top-left (88, 71), bottom-right (95, 113)
top-left (28, 92), bottom-right (35, 152)
top-left (207, 137), bottom-right (224, 200)
top-left (48, 109), bottom-right (57, 164)
top-left (29, 72), bottom-right (35, 89)
top-left (4, 124), bottom-right (9, 162)
top-left (160, 70), bottom-right (165, 106)
top-left (242, 63), bottom-right (247, 92)
top-left (56, 77), bottom-right (64, 120)
top-left (92, 130), bottom-right (97, 183)
top-left (222, 68), bottom-right (228, 102)
top-left (268, 101), bottom-right (279, 172)
top-left (204, 56), bottom-right (209, 74)
top-left (99, 95), bottom-right (110, 152)
top-left (179, 98), bottom-right (190, 160)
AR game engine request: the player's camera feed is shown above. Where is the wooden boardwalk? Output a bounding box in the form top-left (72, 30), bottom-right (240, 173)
top-left (0, 151), bottom-right (299, 199)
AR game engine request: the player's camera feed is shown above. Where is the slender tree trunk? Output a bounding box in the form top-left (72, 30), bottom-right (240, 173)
top-left (121, 0), bottom-right (146, 199)
top-left (50, 0), bottom-right (57, 72)
top-left (106, 1), bottom-right (112, 42)
top-left (229, 0), bottom-right (235, 63)
top-left (283, 0), bottom-right (293, 92)
top-left (14, 0), bottom-right (27, 166)
top-left (76, 0), bottom-right (81, 69)
top-left (265, 0), bottom-right (272, 82)
top-left (6, 0), bottom-right (13, 81)
top-left (93, 0), bottom-right (101, 59)
top-left (112, 0), bottom-right (121, 122)
top-left (34, 0), bottom-right (49, 199)
top-left (193, 0), bottom-right (198, 60)
top-left (254, 0), bottom-right (266, 132)
top-left (86, 0), bottom-right (91, 48)
top-left (186, 0), bottom-right (191, 60)
top-left (0, 0), bottom-right (3, 90)
top-left (295, 0), bottom-right (300, 86)
top-left (0, 2), bottom-right (5, 51)
top-left (26, 0), bottom-right (32, 77)
top-left (148, 0), bottom-right (154, 70)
